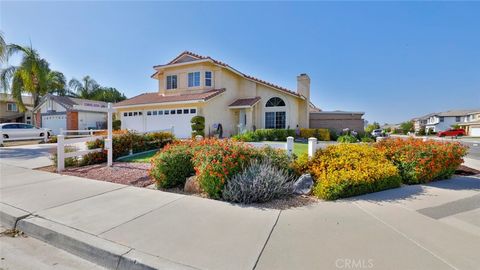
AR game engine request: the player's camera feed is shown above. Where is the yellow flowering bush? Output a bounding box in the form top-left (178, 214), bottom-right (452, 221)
top-left (299, 128), bottom-right (330, 141)
top-left (310, 144), bottom-right (401, 200)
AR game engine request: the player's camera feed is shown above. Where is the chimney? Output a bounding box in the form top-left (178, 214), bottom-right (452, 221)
top-left (297, 73), bottom-right (310, 100)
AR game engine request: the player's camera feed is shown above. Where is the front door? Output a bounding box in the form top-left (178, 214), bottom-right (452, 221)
top-left (238, 109), bottom-right (247, 134)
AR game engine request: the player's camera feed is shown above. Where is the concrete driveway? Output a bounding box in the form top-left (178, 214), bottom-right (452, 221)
top-left (0, 143), bottom-right (56, 169)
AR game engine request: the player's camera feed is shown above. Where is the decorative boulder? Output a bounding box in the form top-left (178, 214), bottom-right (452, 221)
top-left (184, 176), bottom-right (201, 194)
top-left (293, 174), bottom-right (314, 195)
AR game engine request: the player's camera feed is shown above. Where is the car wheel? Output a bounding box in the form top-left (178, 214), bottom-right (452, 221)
top-left (40, 133), bottom-right (44, 137)
top-left (2, 134), bottom-right (8, 139)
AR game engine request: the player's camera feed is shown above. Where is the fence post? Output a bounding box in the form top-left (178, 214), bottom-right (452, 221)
top-left (43, 131), bottom-right (48, 143)
top-left (107, 103), bottom-right (113, 167)
top-left (60, 128), bottom-right (64, 136)
top-left (0, 131), bottom-right (3, 146)
top-left (105, 138), bottom-right (112, 167)
top-left (195, 135), bottom-right (203, 141)
top-left (308, 137), bottom-right (317, 158)
top-left (57, 135), bottom-right (65, 172)
top-left (286, 136), bottom-right (294, 156)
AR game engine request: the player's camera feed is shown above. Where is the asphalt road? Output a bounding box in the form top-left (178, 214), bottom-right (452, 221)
top-left (462, 141), bottom-right (480, 160)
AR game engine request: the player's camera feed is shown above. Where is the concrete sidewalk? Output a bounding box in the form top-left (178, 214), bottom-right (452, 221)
top-left (1, 163), bottom-right (480, 270)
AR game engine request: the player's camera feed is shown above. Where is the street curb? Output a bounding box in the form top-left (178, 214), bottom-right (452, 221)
top-left (0, 203), bottom-right (31, 228)
top-left (16, 216), bottom-right (197, 270)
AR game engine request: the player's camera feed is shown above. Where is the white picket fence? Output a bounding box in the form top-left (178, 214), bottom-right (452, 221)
top-left (245, 136), bottom-right (327, 158)
top-left (57, 135), bottom-right (112, 172)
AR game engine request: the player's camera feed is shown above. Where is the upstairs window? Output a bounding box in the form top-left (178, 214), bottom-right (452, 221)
top-left (439, 116), bottom-right (444, 122)
top-left (266, 97), bottom-right (286, 107)
top-left (205, 71), bottom-right (212, 87)
top-left (166, 75), bottom-right (177, 90)
top-left (7, 103), bottom-right (17, 112)
top-left (188, 72), bottom-right (200, 87)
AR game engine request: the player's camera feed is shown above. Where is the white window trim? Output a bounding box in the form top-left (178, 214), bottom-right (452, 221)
top-left (188, 71), bottom-right (201, 88)
top-left (166, 74), bottom-right (178, 90)
top-left (7, 103), bottom-right (17, 112)
top-left (205, 71), bottom-right (213, 87)
top-left (263, 96), bottom-right (288, 129)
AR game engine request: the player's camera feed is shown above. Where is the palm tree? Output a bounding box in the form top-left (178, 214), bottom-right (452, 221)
top-left (68, 76), bottom-right (99, 99)
top-left (0, 32), bottom-right (6, 64)
top-left (0, 44), bottom-right (66, 110)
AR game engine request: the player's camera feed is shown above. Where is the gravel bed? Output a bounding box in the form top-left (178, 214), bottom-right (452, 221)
top-left (38, 162), bottom-right (153, 187)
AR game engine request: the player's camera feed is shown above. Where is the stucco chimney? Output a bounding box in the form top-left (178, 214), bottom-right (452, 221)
top-left (297, 73), bottom-right (310, 100)
top-left (297, 73), bottom-right (311, 128)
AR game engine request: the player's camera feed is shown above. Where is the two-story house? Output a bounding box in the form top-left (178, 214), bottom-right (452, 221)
top-left (421, 109), bottom-right (480, 133)
top-left (458, 110), bottom-right (480, 136)
top-left (0, 94), bottom-right (34, 124)
top-left (114, 51), bottom-right (312, 138)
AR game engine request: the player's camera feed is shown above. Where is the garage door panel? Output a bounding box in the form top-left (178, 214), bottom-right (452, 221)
top-left (42, 114), bottom-right (66, 135)
top-left (471, 127), bottom-right (480, 136)
top-left (122, 108), bottom-right (197, 138)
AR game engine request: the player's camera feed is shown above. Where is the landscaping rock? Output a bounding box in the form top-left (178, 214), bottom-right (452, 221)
top-left (184, 176), bottom-right (201, 194)
top-left (293, 174), bottom-right (314, 195)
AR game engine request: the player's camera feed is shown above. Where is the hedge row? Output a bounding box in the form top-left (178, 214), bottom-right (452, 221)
top-left (232, 128), bottom-right (330, 142)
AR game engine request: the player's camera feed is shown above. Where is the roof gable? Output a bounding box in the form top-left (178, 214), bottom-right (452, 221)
top-left (154, 51), bottom-right (304, 99)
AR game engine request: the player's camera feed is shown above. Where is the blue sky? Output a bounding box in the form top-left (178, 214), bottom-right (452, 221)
top-left (2, 1), bottom-right (479, 124)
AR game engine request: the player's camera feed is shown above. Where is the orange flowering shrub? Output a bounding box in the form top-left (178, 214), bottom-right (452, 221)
top-left (376, 138), bottom-right (468, 184)
top-left (310, 144), bottom-right (401, 200)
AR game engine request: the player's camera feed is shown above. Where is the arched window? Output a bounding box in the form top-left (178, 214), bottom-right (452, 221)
top-left (266, 97), bottom-right (285, 107)
top-left (265, 97), bottom-right (286, 129)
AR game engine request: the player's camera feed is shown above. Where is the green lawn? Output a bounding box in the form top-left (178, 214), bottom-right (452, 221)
top-left (119, 142), bottom-right (309, 163)
top-left (119, 150), bottom-right (157, 163)
top-left (293, 142), bottom-right (308, 156)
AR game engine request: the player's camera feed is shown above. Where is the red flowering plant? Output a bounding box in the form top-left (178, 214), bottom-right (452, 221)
top-left (192, 139), bottom-right (256, 199)
top-left (375, 138), bottom-right (468, 184)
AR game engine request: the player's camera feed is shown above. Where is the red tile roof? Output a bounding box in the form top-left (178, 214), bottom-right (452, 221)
top-left (113, 89), bottom-right (225, 107)
top-left (228, 97), bottom-right (261, 107)
top-left (153, 51), bottom-right (303, 98)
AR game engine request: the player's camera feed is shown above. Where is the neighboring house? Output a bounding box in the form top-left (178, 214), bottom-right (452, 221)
top-left (33, 94), bottom-right (108, 135)
top-left (309, 110), bottom-right (365, 134)
top-left (413, 109), bottom-right (480, 134)
top-left (458, 111), bottom-right (480, 136)
top-left (0, 94), bottom-right (34, 124)
top-left (114, 51), bottom-right (313, 138)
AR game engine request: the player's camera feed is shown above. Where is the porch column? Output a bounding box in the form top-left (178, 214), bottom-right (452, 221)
top-left (246, 108), bottom-right (253, 131)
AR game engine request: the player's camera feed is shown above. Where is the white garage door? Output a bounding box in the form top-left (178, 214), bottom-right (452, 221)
top-left (42, 114), bottom-right (66, 135)
top-left (121, 108), bottom-right (197, 138)
top-left (471, 127), bottom-right (480, 137)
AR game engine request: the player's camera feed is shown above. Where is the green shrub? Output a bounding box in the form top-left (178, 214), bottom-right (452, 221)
top-left (233, 129), bottom-right (295, 142)
top-left (361, 136), bottom-right (375, 143)
top-left (254, 146), bottom-right (295, 176)
top-left (222, 160), bottom-right (294, 203)
top-left (149, 142), bottom-right (197, 188)
top-left (50, 146), bottom-right (79, 168)
top-left (112, 119), bottom-right (121, 130)
top-left (337, 135), bottom-right (358, 143)
top-left (79, 151), bottom-right (107, 166)
top-left (87, 131), bottom-right (174, 159)
top-left (310, 144), bottom-right (401, 200)
top-left (191, 116), bottom-right (205, 137)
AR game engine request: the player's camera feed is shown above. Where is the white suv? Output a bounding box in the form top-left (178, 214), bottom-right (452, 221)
top-left (0, 123), bottom-right (51, 140)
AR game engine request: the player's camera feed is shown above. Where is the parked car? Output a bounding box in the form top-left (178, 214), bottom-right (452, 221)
top-left (371, 129), bottom-right (384, 137)
top-left (0, 123), bottom-right (52, 140)
top-left (437, 129), bottom-right (466, 137)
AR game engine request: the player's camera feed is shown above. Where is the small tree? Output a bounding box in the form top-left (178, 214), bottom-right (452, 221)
top-left (365, 122), bottom-right (380, 134)
top-left (400, 121), bottom-right (414, 135)
top-left (191, 116), bottom-right (205, 137)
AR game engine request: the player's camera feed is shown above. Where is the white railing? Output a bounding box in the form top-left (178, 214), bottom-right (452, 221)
top-left (56, 134), bottom-right (111, 172)
top-left (0, 131), bottom-right (48, 145)
top-left (59, 128), bottom-right (107, 137)
top-left (56, 103), bottom-right (114, 172)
